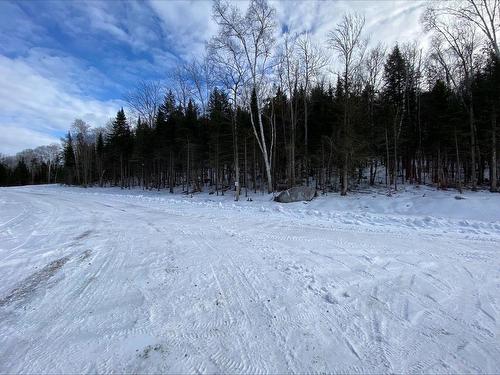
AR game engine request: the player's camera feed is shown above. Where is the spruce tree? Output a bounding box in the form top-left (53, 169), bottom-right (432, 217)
top-left (13, 159), bottom-right (30, 186)
top-left (63, 132), bottom-right (76, 185)
top-left (108, 108), bottom-right (132, 187)
top-left (383, 45), bottom-right (408, 189)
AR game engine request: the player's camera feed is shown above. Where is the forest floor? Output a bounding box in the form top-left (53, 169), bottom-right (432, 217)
top-left (0, 184), bottom-right (499, 373)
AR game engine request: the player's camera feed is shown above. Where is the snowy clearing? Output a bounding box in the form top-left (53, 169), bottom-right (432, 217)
top-left (0, 185), bottom-right (499, 373)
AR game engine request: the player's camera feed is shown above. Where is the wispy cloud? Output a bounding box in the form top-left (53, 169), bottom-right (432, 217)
top-left (0, 53), bottom-right (122, 154)
top-left (0, 0), bottom-right (428, 155)
top-left (148, 0), bottom-right (218, 60)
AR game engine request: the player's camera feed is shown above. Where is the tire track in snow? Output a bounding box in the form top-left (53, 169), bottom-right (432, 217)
top-left (216, 217), bottom-right (499, 373)
top-left (0, 256), bottom-right (70, 308)
top-left (1, 186), bottom-right (499, 374)
top-left (211, 221), bottom-right (378, 372)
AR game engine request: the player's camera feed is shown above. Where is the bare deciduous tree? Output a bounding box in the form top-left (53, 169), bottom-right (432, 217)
top-left (183, 57), bottom-right (215, 116)
top-left (208, 15), bottom-right (248, 200)
top-left (297, 34), bottom-right (328, 184)
top-left (363, 43), bottom-right (386, 185)
top-left (280, 34), bottom-right (300, 187)
top-left (172, 65), bottom-right (194, 112)
top-left (125, 80), bottom-right (163, 127)
top-left (424, 7), bottom-right (480, 189)
top-left (36, 144), bottom-right (60, 184)
top-left (72, 119), bottom-right (93, 187)
top-left (328, 12), bottom-right (367, 195)
top-left (441, 0), bottom-right (499, 58)
top-left (213, 0), bottom-right (277, 193)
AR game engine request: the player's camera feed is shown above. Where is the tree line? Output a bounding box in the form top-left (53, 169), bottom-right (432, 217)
top-left (1, 0), bottom-right (498, 198)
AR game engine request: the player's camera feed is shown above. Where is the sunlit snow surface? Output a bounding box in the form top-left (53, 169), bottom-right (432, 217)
top-left (0, 184), bottom-right (499, 373)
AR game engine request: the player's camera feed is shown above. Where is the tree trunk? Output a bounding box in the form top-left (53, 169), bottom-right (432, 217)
top-left (186, 140), bottom-right (190, 195)
top-left (385, 127), bottom-right (390, 194)
top-left (253, 139), bottom-right (257, 193)
top-left (169, 151), bottom-right (174, 193)
top-left (341, 69), bottom-right (349, 196)
top-left (289, 100), bottom-right (296, 187)
top-left (469, 102), bottom-right (477, 191)
top-left (491, 108), bottom-right (497, 192)
top-left (393, 115), bottom-right (399, 191)
top-left (120, 154), bottom-right (124, 189)
top-left (341, 154), bottom-right (348, 196)
top-left (304, 95), bottom-right (309, 186)
top-left (455, 129), bottom-right (463, 194)
top-left (244, 137), bottom-right (248, 198)
top-left (251, 100), bottom-right (273, 193)
top-left (233, 116), bottom-right (240, 201)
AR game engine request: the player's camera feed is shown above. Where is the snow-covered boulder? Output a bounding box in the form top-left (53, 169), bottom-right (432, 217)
top-left (275, 186), bottom-right (317, 203)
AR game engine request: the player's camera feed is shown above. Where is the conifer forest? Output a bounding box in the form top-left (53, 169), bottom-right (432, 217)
top-left (1, 0), bottom-right (499, 198)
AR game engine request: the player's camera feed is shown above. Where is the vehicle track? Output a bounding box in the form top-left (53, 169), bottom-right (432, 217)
top-left (0, 186), bottom-right (499, 373)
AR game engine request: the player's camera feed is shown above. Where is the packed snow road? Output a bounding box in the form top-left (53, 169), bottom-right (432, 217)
top-left (0, 185), bottom-right (499, 373)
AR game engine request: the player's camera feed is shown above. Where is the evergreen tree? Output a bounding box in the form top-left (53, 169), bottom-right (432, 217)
top-left (13, 158), bottom-right (30, 186)
top-left (63, 132), bottom-right (76, 185)
top-left (0, 162), bottom-right (8, 186)
top-left (96, 131), bottom-right (105, 186)
top-left (108, 108), bottom-right (132, 187)
top-left (383, 45), bottom-right (408, 189)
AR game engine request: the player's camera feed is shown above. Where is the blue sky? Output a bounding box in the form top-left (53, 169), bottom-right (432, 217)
top-left (0, 0), bottom-right (426, 155)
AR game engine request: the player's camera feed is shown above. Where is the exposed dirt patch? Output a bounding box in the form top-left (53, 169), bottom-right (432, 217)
top-left (0, 256), bottom-right (69, 308)
top-left (74, 230), bottom-right (92, 240)
top-left (138, 344), bottom-right (167, 359)
top-left (79, 249), bottom-right (93, 262)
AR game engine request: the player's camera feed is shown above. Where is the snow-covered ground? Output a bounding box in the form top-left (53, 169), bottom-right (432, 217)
top-left (0, 184), bottom-right (499, 373)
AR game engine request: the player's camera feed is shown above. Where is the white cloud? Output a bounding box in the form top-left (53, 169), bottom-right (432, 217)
top-left (0, 125), bottom-right (60, 156)
top-left (0, 54), bottom-right (123, 154)
top-left (0, 0), bottom-right (432, 155)
top-left (273, 0), bottom-right (427, 48)
top-left (149, 0), bottom-right (218, 61)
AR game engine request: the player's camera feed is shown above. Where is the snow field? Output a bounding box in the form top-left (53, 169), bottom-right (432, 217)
top-left (0, 185), bottom-right (499, 373)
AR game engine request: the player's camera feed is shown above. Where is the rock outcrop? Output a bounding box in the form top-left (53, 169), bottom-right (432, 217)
top-left (275, 186), bottom-right (317, 203)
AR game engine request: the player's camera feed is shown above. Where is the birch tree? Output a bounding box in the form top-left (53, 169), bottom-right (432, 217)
top-left (213, 0), bottom-right (277, 193)
top-left (442, 0), bottom-right (499, 58)
top-left (37, 144), bottom-right (60, 184)
top-left (208, 15), bottom-right (248, 200)
top-left (72, 119), bottom-right (94, 187)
